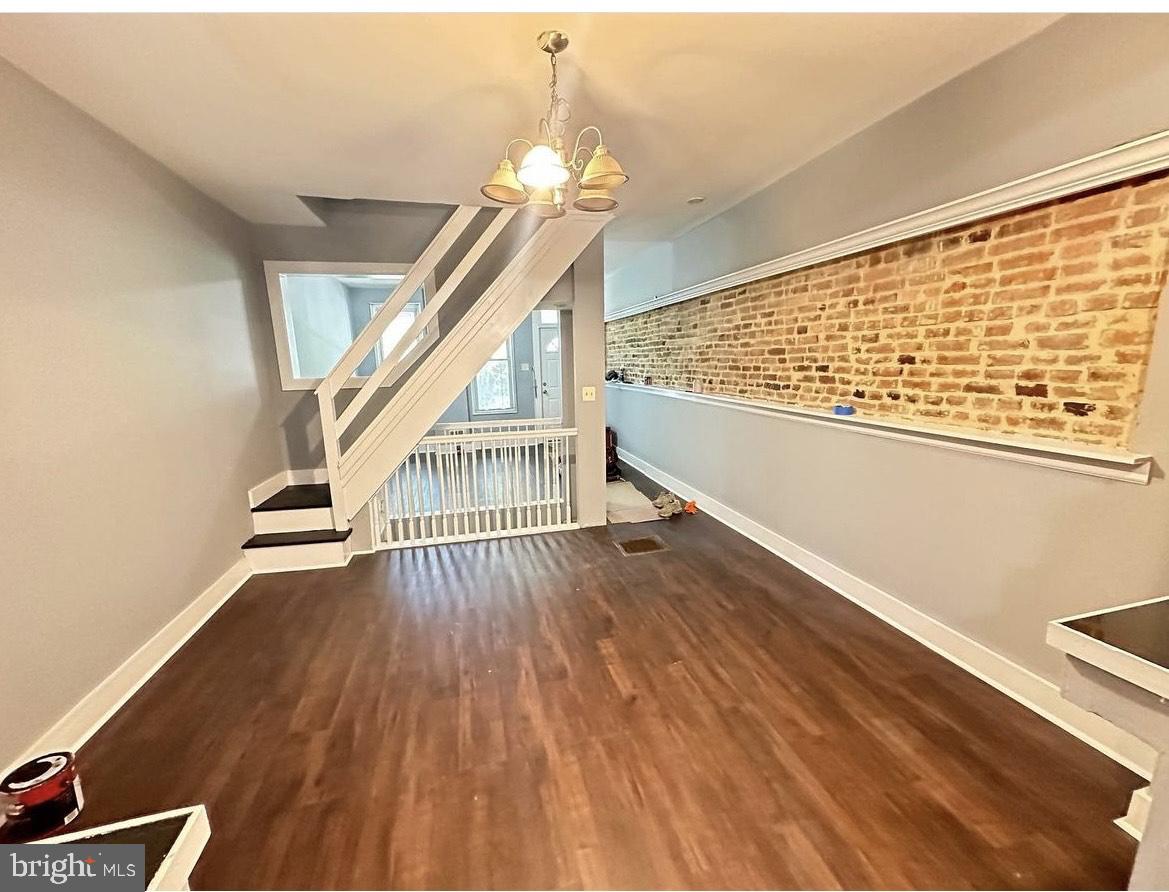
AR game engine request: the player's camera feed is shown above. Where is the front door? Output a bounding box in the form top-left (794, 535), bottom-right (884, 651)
top-left (536, 320), bottom-right (562, 419)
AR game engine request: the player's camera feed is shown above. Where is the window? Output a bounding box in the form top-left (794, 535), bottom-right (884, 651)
top-left (471, 337), bottom-right (517, 415)
top-left (369, 300), bottom-right (423, 365)
top-left (262, 261), bottom-right (433, 390)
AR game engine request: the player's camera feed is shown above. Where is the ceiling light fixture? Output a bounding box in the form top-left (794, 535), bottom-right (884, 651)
top-left (481, 31), bottom-right (628, 215)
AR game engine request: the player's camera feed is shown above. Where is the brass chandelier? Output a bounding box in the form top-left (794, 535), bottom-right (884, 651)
top-left (481, 30), bottom-right (628, 217)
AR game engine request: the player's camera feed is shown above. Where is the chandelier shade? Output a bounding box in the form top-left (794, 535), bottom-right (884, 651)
top-left (480, 159), bottom-right (529, 205)
top-left (579, 145), bottom-right (629, 190)
top-left (528, 187), bottom-right (567, 218)
top-left (573, 186), bottom-right (618, 212)
top-left (479, 31), bottom-right (627, 218)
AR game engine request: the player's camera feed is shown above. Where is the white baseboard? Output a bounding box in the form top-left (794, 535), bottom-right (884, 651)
top-left (247, 469), bottom-right (290, 508)
top-left (248, 468), bottom-right (328, 507)
top-left (1118, 785), bottom-right (1152, 839)
top-left (6, 557), bottom-right (253, 776)
top-left (288, 468), bottom-right (329, 486)
top-left (617, 447), bottom-right (1158, 782)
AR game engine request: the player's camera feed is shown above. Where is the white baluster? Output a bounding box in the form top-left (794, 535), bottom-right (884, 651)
top-left (437, 447), bottom-right (449, 539)
top-left (470, 438), bottom-right (481, 535)
top-left (564, 434), bottom-right (573, 524)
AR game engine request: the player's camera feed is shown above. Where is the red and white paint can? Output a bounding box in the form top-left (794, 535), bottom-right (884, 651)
top-left (0, 751), bottom-right (85, 841)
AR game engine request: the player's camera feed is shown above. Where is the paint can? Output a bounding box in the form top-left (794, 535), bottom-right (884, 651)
top-left (0, 752), bottom-right (84, 841)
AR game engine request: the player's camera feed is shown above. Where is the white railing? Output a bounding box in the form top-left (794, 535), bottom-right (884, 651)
top-left (312, 206), bottom-right (609, 531)
top-left (430, 417), bottom-right (563, 437)
top-left (372, 426), bottom-right (578, 548)
top-left (315, 205), bottom-right (513, 529)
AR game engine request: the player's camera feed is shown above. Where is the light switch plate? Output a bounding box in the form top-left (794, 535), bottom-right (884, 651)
top-left (582, 386), bottom-right (596, 402)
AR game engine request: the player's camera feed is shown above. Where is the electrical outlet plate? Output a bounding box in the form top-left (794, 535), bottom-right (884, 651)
top-left (582, 386), bottom-right (596, 402)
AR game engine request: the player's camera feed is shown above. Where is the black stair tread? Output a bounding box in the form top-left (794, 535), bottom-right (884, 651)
top-left (242, 529), bottom-right (352, 549)
top-left (252, 484), bottom-right (332, 513)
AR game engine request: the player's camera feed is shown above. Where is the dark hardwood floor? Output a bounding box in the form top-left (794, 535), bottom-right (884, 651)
top-left (73, 464), bottom-right (1140, 889)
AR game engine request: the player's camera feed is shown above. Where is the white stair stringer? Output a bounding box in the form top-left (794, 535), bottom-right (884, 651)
top-left (337, 211), bottom-right (609, 518)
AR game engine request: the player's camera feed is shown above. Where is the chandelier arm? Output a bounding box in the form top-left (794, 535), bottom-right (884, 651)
top-left (568, 146), bottom-right (593, 177)
top-left (537, 117), bottom-right (554, 145)
top-left (504, 138), bottom-right (534, 164)
top-left (570, 126), bottom-right (605, 171)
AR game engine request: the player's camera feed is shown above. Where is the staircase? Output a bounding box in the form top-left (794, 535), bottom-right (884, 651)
top-left (242, 205), bottom-right (609, 572)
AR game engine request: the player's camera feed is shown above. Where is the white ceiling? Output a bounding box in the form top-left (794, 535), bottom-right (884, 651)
top-left (0, 13), bottom-right (1059, 241)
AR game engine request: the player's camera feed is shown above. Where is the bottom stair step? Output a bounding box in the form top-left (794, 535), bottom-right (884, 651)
top-left (242, 528), bottom-right (353, 573)
top-left (242, 529), bottom-right (352, 549)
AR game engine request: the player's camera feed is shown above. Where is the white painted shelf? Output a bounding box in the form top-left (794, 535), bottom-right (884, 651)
top-left (606, 382), bottom-right (1154, 484)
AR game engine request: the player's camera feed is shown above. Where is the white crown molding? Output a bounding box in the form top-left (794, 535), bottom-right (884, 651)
top-left (606, 382), bottom-right (1153, 484)
top-left (605, 129), bottom-right (1169, 322)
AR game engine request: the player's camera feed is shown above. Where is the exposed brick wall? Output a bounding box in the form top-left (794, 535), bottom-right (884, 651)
top-left (605, 173), bottom-right (1169, 448)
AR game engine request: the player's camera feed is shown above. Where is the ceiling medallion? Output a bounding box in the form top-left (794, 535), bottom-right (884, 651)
top-left (481, 30), bottom-right (628, 217)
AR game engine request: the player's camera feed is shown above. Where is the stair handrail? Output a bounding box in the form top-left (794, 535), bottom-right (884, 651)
top-left (315, 205), bottom-right (480, 400)
top-left (337, 216), bottom-right (571, 486)
top-left (314, 204), bottom-right (478, 530)
top-left (334, 207), bottom-right (518, 437)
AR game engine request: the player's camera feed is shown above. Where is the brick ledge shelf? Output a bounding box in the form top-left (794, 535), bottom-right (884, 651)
top-left (606, 382), bottom-right (1154, 484)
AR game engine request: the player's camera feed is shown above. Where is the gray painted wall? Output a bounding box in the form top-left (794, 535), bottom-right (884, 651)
top-left (605, 13), bottom-right (1169, 700)
top-left (0, 58), bottom-right (286, 765)
top-left (607, 14), bottom-right (1169, 313)
top-left (573, 234), bottom-right (608, 528)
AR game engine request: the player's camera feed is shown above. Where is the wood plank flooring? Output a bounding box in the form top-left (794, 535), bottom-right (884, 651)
top-left (72, 465), bottom-right (1140, 889)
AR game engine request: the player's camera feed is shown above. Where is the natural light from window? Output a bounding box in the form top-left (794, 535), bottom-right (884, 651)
top-left (472, 339), bottom-right (515, 414)
top-left (274, 271), bottom-right (425, 384)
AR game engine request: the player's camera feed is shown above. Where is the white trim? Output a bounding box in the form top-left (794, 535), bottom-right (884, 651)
top-left (320, 207), bottom-right (479, 395)
top-left (607, 382), bottom-right (1153, 484)
top-left (617, 445), bottom-right (1158, 780)
top-left (35, 805), bottom-right (210, 892)
top-left (532, 310), bottom-right (562, 420)
top-left (251, 506), bottom-right (335, 535)
top-left (288, 468), bottom-right (329, 486)
top-left (248, 468), bottom-right (331, 507)
top-left (380, 522), bottom-right (580, 550)
top-left (262, 259), bottom-right (439, 391)
top-left (338, 208), bottom-right (518, 433)
top-left (5, 559), bottom-right (253, 777)
top-left (1052, 594), bottom-right (1169, 624)
top-left (1046, 620), bottom-right (1169, 701)
top-left (1118, 786), bottom-right (1153, 840)
top-left (244, 540), bottom-right (353, 574)
top-left (605, 129), bottom-right (1169, 321)
top-left (470, 332), bottom-right (520, 417)
top-left (247, 469), bottom-right (291, 508)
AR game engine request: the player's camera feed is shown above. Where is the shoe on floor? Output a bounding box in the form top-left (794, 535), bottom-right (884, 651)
top-left (657, 495), bottom-right (684, 518)
top-left (651, 491), bottom-right (674, 508)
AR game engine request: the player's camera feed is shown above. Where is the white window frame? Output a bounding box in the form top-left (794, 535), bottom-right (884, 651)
top-left (470, 334), bottom-right (519, 417)
top-left (262, 260), bottom-right (436, 391)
